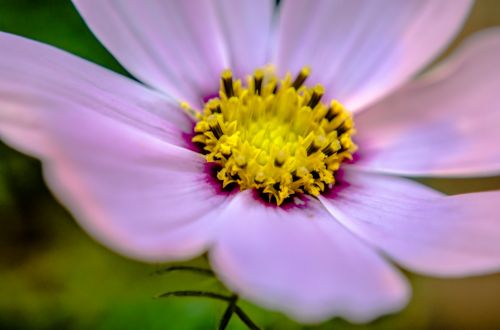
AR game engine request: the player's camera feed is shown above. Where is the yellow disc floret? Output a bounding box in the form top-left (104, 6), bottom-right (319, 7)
top-left (191, 67), bottom-right (357, 205)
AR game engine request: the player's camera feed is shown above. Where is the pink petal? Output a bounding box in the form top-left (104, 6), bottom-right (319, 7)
top-left (0, 32), bottom-right (192, 155)
top-left (73, 0), bottom-right (274, 106)
top-left (214, 0), bottom-right (274, 79)
top-left (0, 32), bottom-right (227, 261)
top-left (352, 29), bottom-right (500, 177)
top-left (319, 170), bottom-right (500, 277)
top-left (210, 191), bottom-right (409, 323)
top-left (42, 112), bottom-right (230, 262)
top-left (274, 0), bottom-right (472, 112)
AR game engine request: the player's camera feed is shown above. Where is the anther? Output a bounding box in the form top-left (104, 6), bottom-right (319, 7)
top-left (208, 115), bottom-right (223, 139)
top-left (274, 150), bottom-right (287, 167)
top-left (307, 85), bottom-right (325, 109)
top-left (221, 145), bottom-right (232, 156)
top-left (325, 100), bottom-right (342, 121)
top-left (296, 167), bottom-right (309, 178)
top-left (180, 102), bottom-right (200, 120)
top-left (221, 70), bottom-right (234, 98)
top-left (325, 107), bottom-right (336, 121)
top-left (322, 145), bottom-right (334, 157)
top-left (235, 155), bottom-right (247, 168)
top-left (336, 121), bottom-right (349, 135)
top-left (307, 135), bottom-right (326, 156)
top-left (254, 69), bottom-right (264, 95)
top-left (254, 172), bottom-right (265, 184)
top-left (291, 67), bottom-right (311, 90)
top-left (322, 140), bottom-right (341, 157)
top-left (272, 83), bottom-right (278, 94)
top-left (210, 104), bottom-right (222, 114)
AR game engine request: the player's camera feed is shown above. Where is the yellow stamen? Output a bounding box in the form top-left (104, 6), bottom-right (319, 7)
top-left (180, 101), bottom-right (201, 120)
top-left (192, 67), bottom-right (357, 205)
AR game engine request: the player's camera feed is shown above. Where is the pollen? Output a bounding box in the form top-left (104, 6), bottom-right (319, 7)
top-left (191, 67), bottom-right (357, 205)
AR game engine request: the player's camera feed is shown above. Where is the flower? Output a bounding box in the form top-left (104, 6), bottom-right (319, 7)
top-left (1, 0), bottom-right (500, 324)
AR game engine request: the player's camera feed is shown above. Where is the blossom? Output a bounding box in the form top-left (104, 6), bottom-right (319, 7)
top-left (1, 0), bottom-right (500, 324)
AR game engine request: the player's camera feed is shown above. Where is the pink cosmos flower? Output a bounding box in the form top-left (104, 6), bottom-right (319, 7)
top-left (1, 0), bottom-right (500, 324)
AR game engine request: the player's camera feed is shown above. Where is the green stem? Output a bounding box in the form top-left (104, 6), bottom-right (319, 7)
top-left (152, 265), bottom-right (214, 277)
top-left (235, 305), bottom-right (262, 330)
top-left (157, 290), bottom-right (231, 302)
top-left (218, 294), bottom-right (238, 330)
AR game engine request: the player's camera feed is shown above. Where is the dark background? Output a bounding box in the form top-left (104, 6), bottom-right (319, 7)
top-left (1, 1), bottom-right (500, 329)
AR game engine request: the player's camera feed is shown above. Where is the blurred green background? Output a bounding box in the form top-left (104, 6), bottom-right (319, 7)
top-left (1, 1), bottom-right (500, 329)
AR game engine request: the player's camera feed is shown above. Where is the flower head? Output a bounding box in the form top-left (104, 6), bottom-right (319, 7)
top-left (1, 0), bottom-right (500, 324)
top-left (192, 67), bottom-right (356, 205)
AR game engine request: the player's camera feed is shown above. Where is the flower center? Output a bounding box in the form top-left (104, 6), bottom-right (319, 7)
top-left (190, 67), bottom-right (356, 205)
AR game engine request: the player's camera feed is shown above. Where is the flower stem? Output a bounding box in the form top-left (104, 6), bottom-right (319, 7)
top-left (157, 290), bottom-right (231, 302)
top-left (235, 305), bottom-right (262, 330)
top-left (218, 294), bottom-right (238, 330)
top-left (157, 290), bottom-right (262, 330)
top-left (152, 265), bottom-right (214, 277)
